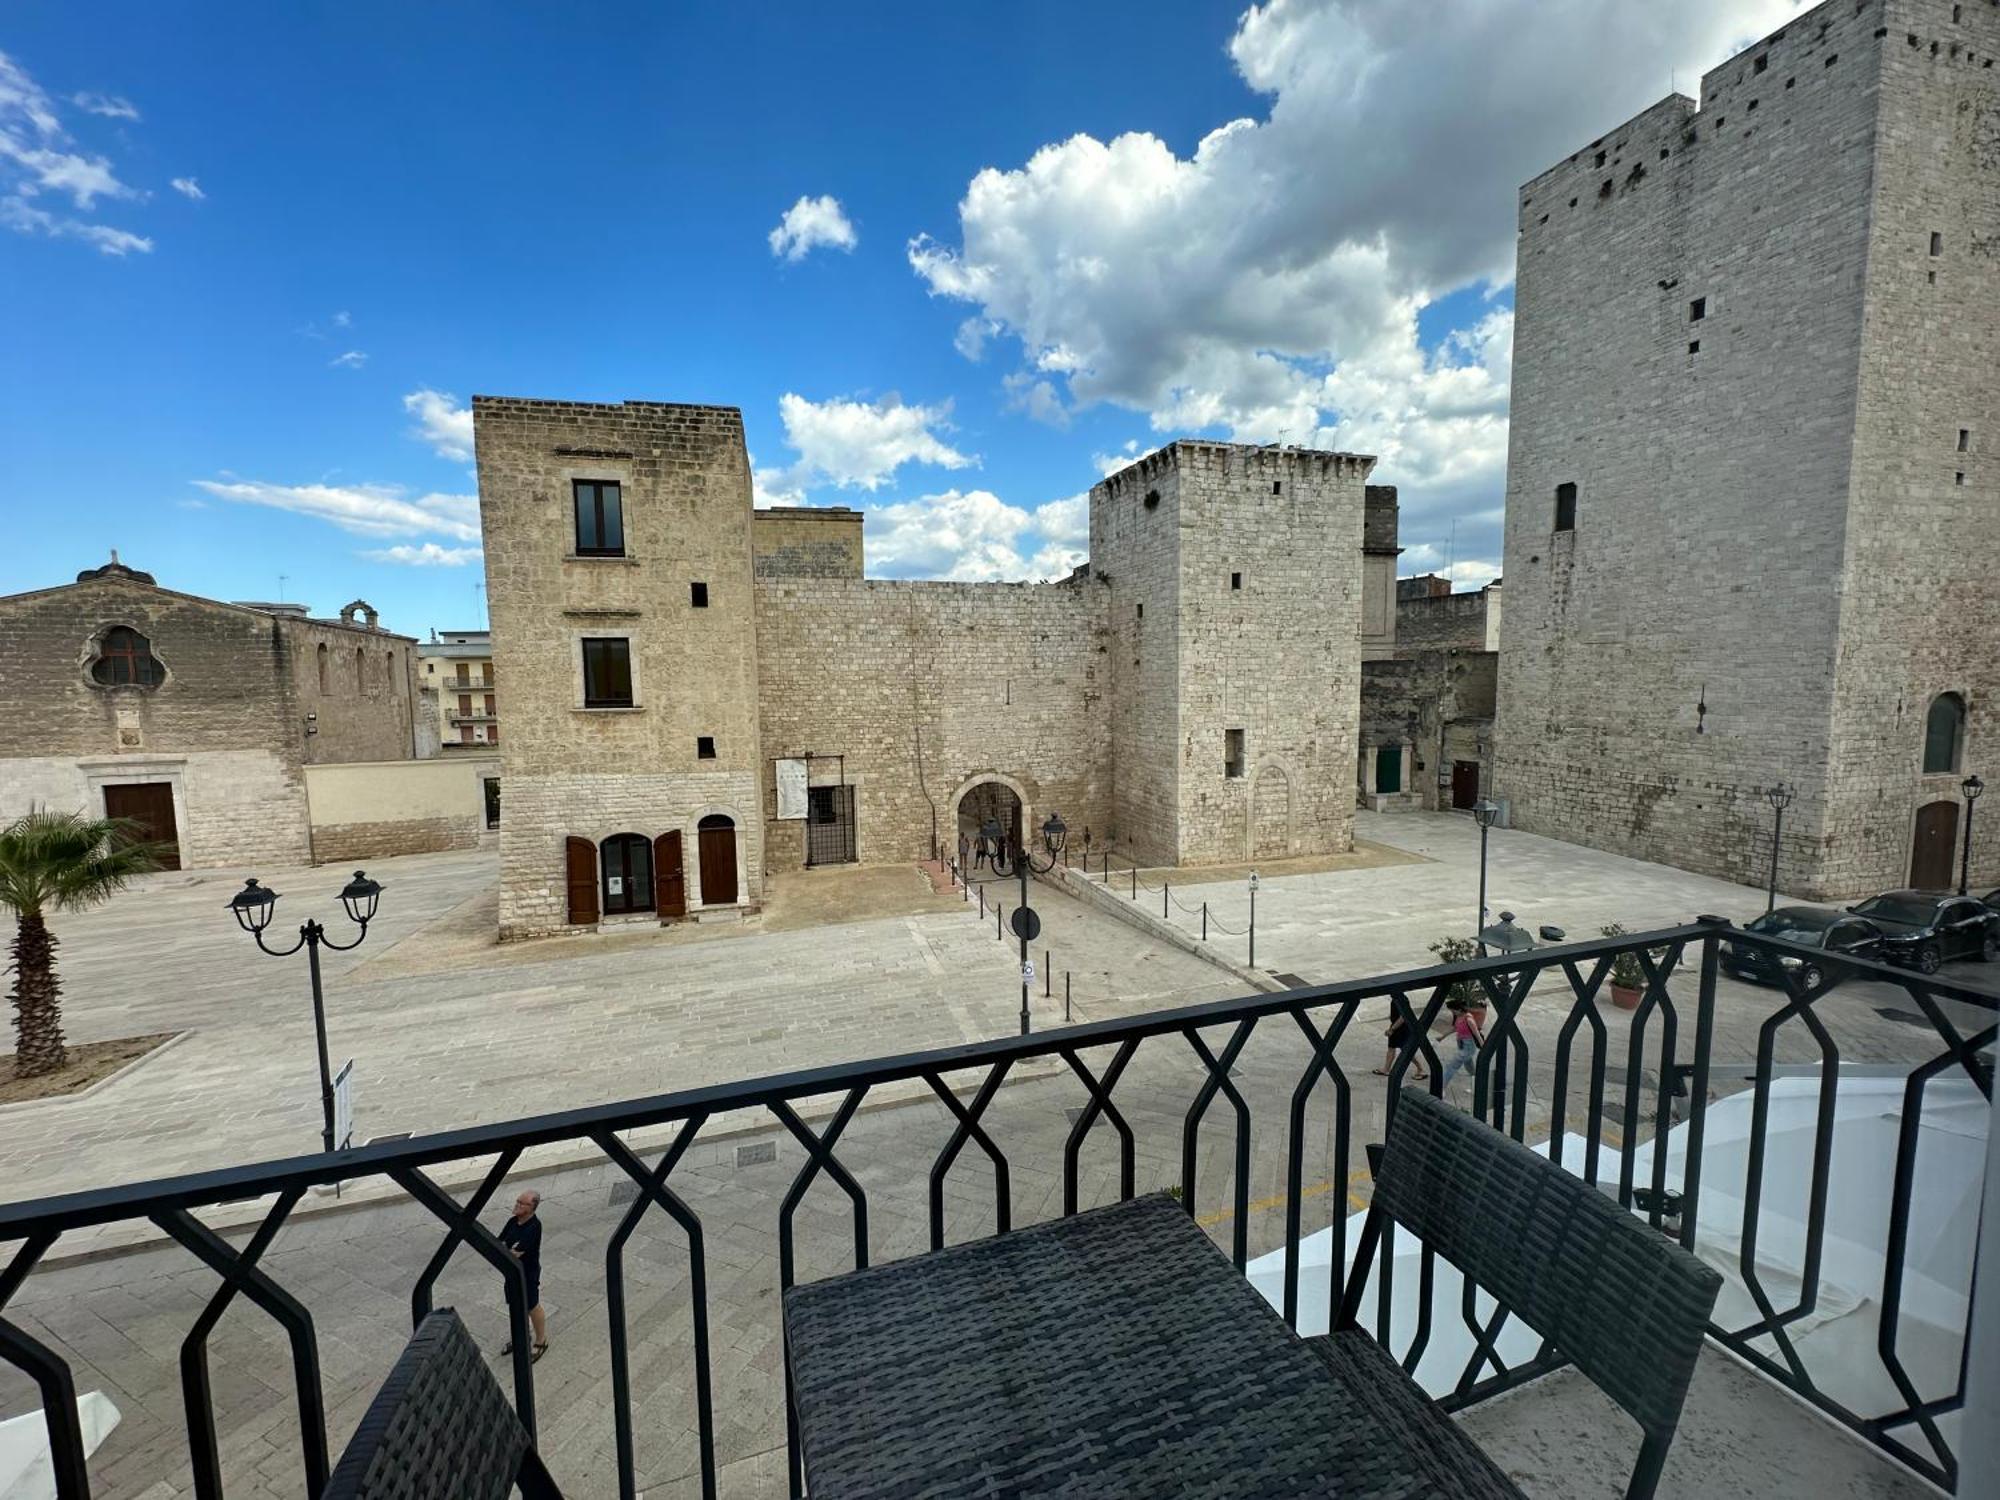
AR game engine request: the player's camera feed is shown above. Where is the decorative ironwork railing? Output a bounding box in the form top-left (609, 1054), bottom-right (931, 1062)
top-left (0, 921), bottom-right (1989, 1497)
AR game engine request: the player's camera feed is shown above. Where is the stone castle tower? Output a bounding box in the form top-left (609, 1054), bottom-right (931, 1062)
top-left (1494, 0), bottom-right (1998, 899)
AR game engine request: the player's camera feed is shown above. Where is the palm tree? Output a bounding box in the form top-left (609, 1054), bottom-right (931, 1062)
top-left (1, 810), bottom-right (160, 1077)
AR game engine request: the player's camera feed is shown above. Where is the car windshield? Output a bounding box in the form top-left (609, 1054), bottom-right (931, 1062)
top-left (1746, 910), bottom-right (1833, 942)
top-left (1852, 895), bottom-right (1938, 926)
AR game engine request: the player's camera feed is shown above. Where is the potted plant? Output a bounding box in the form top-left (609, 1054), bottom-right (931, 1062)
top-left (1601, 923), bottom-right (1645, 1009)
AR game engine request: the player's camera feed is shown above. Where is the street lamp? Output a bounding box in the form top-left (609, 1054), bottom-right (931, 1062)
top-left (1248, 869), bottom-right (1259, 969)
top-left (226, 869), bottom-right (384, 1154)
top-left (1471, 801), bottom-right (1500, 953)
top-left (1001, 812), bottom-right (1068, 1035)
top-left (1961, 774), bottom-right (1984, 895)
top-left (1763, 782), bottom-right (1793, 914)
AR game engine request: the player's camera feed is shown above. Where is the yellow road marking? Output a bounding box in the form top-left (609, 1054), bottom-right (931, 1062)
top-left (1195, 1167), bottom-right (1374, 1229)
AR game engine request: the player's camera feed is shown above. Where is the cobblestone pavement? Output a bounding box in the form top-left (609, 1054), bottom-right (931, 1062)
top-left (2, 815), bottom-right (1987, 1497)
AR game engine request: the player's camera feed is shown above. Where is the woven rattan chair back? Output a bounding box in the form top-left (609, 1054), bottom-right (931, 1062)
top-left (1350, 1087), bottom-right (1722, 1500)
top-left (322, 1308), bottom-right (560, 1500)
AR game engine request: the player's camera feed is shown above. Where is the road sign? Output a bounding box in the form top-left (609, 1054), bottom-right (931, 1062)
top-left (332, 1060), bottom-right (354, 1150)
top-left (1021, 960), bottom-right (1036, 987)
top-left (1010, 905), bottom-right (1041, 942)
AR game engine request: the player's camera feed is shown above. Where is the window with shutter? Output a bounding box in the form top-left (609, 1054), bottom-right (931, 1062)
top-left (565, 835), bottom-right (599, 925)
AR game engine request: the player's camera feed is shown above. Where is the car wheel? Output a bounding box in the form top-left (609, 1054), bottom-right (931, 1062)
top-left (1915, 943), bottom-right (1942, 976)
top-left (1798, 963), bottom-right (1824, 995)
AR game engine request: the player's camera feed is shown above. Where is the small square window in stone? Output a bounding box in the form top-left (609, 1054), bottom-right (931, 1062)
top-left (697, 735), bottom-right (716, 760)
top-left (573, 479), bottom-right (625, 556)
top-left (1225, 728), bottom-right (1245, 779)
top-left (1271, 481), bottom-right (1282, 495)
top-left (1689, 339), bottom-right (1701, 354)
top-left (1958, 429), bottom-right (1970, 453)
top-left (1689, 297), bottom-right (1706, 322)
top-left (1231, 571), bottom-right (1242, 590)
top-left (1930, 232), bottom-right (1943, 257)
top-left (89, 625), bottom-right (165, 687)
top-left (691, 581), bottom-right (709, 608)
top-left (581, 638), bottom-right (633, 708)
top-left (1554, 482), bottom-right (1577, 532)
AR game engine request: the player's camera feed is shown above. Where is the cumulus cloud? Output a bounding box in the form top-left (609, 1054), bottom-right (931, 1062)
top-left (403, 388), bottom-right (475, 461)
top-left (329, 350), bottom-right (368, 369)
top-left (909, 0), bottom-right (1795, 579)
top-left (765, 392), bottom-right (974, 493)
top-left (768, 194), bottom-right (858, 262)
top-left (1, 52), bottom-right (149, 253)
top-left (70, 92), bottom-right (138, 121)
top-left (364, 543), bottom-right (485, 567)
top-left (865, 488), bottom-right (1087, 582)
top-left (193, 478), bottom-right (481, 542)
top-left (170, 176), bottom-right (203, 200)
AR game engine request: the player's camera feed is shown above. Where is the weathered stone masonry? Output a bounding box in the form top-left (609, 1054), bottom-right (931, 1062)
top-left (1495, 0), bottom-right (1999, 898)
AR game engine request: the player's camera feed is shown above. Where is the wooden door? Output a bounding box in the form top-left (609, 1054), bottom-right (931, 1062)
top-left (655, 831), bottom-right (687, 918)
top-left (565, 836), bottom-right (599, 925)
top-left (103, 782), bottom-right (180, 870)
top-left (698, 816), bottom-right (737, 907)
top-left (1911, 801), bottom-right (1959, 890)
top-left (1451, 761), bottom-right (1481, 810)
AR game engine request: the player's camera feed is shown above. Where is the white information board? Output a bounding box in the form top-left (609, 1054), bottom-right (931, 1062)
top-left (776, 757), bottom-right (809, 820)
top-left (332, 1060), bottom-right (354, 1150)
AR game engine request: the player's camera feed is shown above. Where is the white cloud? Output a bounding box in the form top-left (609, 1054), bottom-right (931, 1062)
top-left (1003, 372), bottom-right (1070, 428)
top-left (70, 92), bottom-right (138, 121)
top-left (1, 52), bottom-right (149, 253)
top-left (767, 392), bottom-right (973, 493)
top-left (194, 478), bottom-right (481, 542)
top-left (864, 487), bottom-right (1089, 582)
top-left (750, 452), bottom-right (806, 510)
top-left (768, 194), bottom-right (858, 262)
top-left (332, 310), bottom-right (351, 327)
top-left (909, 0), bottom-right (1796, 580)
top-left (170, 176), bottom-right (203, 200)
top-left (364, 543), bottom-right (485, 567)
top-left (403, 388), bottom-right (475, 462)
top-left (330, 350), bottom-right (368, 369)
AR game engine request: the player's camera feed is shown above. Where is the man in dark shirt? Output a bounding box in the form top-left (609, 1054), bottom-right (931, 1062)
top-left (497, 1189), bottom-right (548, 1361)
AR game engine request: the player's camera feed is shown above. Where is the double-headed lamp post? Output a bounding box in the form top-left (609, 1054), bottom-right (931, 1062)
top-left (226, 870), bottom-right (384, 1154)
top-left (1471, 800), bottom-right (1500, 954)
top-left (999, 812), bottom-right (1067, 1035)
top-left (1764, 781), bottom-right (1794, 914)
top-left (1961, 774), bottom-right (1984, 895)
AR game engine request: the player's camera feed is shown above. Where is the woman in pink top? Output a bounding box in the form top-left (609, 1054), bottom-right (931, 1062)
top-left (1437, 999), bottom-right (1487, 1089)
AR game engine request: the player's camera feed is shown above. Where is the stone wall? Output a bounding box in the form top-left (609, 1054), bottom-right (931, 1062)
top-left (304, 755), bottom-right (498, 863)
top-left (476, 397), bottom-right (766, 938)
top-left (1360, 484), bottom-right (1400, 660)
top-left (1397, 588), bottom-right (1496, 654)
top-left (1493, 0), bottom-right (1996, 897)
top-left (1361, 652), bottom-right (1497, 811)
top-left (752, 507), bottom-right (863, 579)
top-left (753, 577), bottom-right (1110, 869)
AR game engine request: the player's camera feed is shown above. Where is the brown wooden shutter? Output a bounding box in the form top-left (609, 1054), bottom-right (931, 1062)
top-left (566, 836), bottom-right (599, 925)
top-left (656, 831), bottom-right (687, 918)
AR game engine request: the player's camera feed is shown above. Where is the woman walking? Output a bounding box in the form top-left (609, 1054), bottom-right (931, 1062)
top-left (1436, 999), bottom-right (1488, 1092)
top-left (1374, 1006), bottom-right (1427, 1079)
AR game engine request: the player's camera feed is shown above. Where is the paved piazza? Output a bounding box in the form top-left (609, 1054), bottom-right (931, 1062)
top-left (2, 812), bottom-right (1984, 1497)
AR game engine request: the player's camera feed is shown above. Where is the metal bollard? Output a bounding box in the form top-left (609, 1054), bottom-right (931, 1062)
top-left (997, 904), bottom-right (1003, 940)
top-left (1064, 971), bottom-right (1071, 1022)
top-left (1202, 902), bottom-right (1208, 941)
top-left (1163, 882), bottom-right (1169, 919)
top-left (1044, 951), bottom-right (1051, 998)
top-left (979, 886), bottom-right (985, 918)
top-left (1131, 865), bottom-right (1137, 900)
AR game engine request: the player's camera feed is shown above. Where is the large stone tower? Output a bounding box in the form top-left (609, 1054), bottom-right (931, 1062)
top-left (1494, 0), bottom-right (1998, 899)
top-left (1090, 441), bottom-right (1375, 867)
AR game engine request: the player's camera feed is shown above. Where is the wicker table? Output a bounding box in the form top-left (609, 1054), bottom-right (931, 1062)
top-left (783, 1192), bottom-right (1492, 1498)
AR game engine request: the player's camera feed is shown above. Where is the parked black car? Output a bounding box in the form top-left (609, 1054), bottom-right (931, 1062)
top-left (1722, 906), bottom-right (1882, 994)
top-left (1982, 887), bottom-right (2000, 915)
top-left (1846, 890), bottom-right (2000, 974)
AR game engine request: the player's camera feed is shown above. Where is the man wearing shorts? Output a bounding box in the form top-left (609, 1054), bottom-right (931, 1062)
top-left (498, 1189), bottom-right (548, 1362)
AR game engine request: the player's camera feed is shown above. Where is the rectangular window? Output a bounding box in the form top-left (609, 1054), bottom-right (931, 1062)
top-left (573, 479), bottom-right (625, 556)
top-left (1753, 53), bottom-right (1768, 73)
top-left (1554, 481), bottom-right (1577, 531)
top-left (691, 581), bottom-right (709, 607)
top-left (1136, 602), bottom-right (1144, 620)
top-left (458, 724), bottom-right (473, 744)
top-left (1688, 339), bottom-right (1701, 354)
top-left (1225, 729), bottom-right (1245, 779)
top-left (1230, 571), bottom-right (1242, 590)
top-left (458, 694), bottom-right (471, 715)
top-left (1689, 297), bottom-right (1705, 321)
top-left (1956, 472), bottom-right (1966, 487)
top-left (487, 726), bottom-right (498, 746)
top-left (1271, 481), bottom-right (1282, 495)
top-left (696, 735), bottom-right (716, 760)
top-left (1958, 429), bottom-right (1970, 452)
top-left (1930, 232), bottom-right (1943, 257)
top-left (581, 638), bottom-right (634, 708)
top-left (484, 694), bottom-right (495, 716)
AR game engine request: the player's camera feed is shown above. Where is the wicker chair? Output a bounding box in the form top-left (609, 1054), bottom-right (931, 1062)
top-left (1315, 1086), bottom-right (1723, 1500)
top-left (322, 1309), bottom-right (560, 1499)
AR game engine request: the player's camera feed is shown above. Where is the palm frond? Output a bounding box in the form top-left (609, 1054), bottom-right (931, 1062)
top-left (0, 808), bottom-right (163, 918)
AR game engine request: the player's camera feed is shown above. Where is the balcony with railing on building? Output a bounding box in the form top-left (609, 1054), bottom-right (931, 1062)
top-left (0, 921), bottom-right (1987, 1498)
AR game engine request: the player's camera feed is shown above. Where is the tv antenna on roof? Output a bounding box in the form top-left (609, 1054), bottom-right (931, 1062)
top-left (278, 573), bottom-right (288, 603)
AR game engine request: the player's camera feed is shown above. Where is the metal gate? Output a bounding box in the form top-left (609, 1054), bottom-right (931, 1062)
top-left (806, 784), bottom-right (857, 866)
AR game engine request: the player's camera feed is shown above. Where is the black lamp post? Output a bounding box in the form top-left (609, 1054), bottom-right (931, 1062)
top-left (1248, 869), bottom-right (1259, 969)
top-left (227, 869), bottom-right (383, 1154)
top-left (1763, 782), bottom-right (1793, 914)
top-left (1471, 800), bottom-right (1500, 954)
top-left (1001, 813), bottom-right (1067, 1035)
top-left (1961, 774), bottom-right (1984, 895)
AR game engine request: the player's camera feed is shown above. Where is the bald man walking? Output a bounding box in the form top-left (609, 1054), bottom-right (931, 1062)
top-left (498, 1189), bottom-right (549, 1362)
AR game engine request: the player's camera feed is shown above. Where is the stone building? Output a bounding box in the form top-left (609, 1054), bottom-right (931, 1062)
top-left (0, 558), bottom-right (420, 869)
top-left (1493, 0), bottom-right (1998, 899)
top-left (1360, 576), bottom-right (1500, 812)
top-left (418, 629), bottom-right (499, 750)
top-left (474, 396), bottom-right (1380, 940)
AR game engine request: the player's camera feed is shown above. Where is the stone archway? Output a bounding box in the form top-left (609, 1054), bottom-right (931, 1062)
top-left (948, 772), bottom-right (1030, 874)
top-left (1251, 762), bottom-right (1292, 859)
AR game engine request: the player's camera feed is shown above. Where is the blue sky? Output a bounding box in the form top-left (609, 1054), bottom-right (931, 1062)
top-left (1, 2), bottom-right (1794, 640)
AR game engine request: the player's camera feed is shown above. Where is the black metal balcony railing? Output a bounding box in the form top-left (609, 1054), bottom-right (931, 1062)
top-left (0, 923), bottom-right (1989, 1499)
